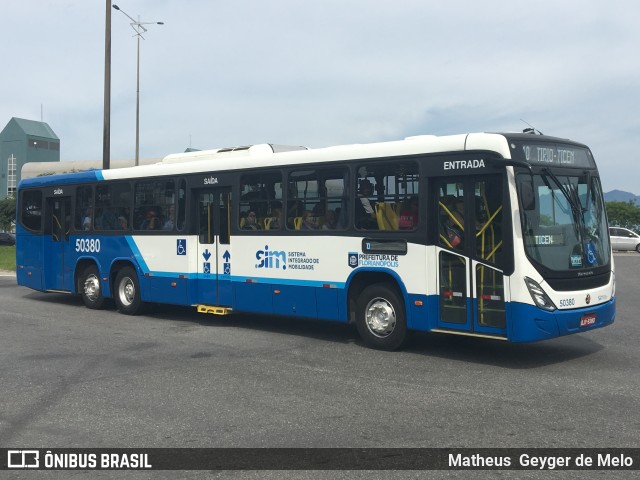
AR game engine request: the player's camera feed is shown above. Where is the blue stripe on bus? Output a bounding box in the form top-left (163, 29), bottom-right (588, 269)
top-left (133, 269), bottom-right (346, 290)
top-left (19, 170), bottom-right (102, 187)
top-left (124, 236), bottom-right (151, 273)
top-left (228, 276), bottom-right (346, 289)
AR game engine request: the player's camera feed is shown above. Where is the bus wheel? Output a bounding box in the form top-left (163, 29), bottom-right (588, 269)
top-left (114, 266), bottom-right (144, 315)
top-left (356, 283), bottom-right (407, 351)
top-left (79, 265), bottom-right (106, 310)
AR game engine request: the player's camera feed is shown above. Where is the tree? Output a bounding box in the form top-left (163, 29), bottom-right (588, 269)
top-left (0, 196), bottom-right (16, 232)
top-left (606, 201), bottom-right (640, 230)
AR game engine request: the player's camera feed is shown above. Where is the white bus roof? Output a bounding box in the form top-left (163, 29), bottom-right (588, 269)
top-left (101, 132), bottom-right (511, 181)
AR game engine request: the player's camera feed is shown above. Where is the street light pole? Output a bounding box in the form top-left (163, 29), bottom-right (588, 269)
top-left (112, 4), bottom-right (163, 166)
top-left (103, 0), bottom-right (111, 170)
top-left (135, 26), bottom-right (140, 167)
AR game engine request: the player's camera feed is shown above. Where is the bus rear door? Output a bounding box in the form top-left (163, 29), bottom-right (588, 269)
top-left (43, 195), bottom-right (73, 292)
top-left (194, 187), bottom-right (232, 307)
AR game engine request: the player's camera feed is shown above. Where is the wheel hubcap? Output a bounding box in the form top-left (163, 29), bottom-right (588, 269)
top-left (83, 274), bottom-right (100, 302)
top-left (119, 278), bottom-right (135, 307)
top-left (365, 297), bottom-right (396, 338)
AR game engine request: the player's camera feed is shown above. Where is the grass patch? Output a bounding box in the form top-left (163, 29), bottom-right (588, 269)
top-left (0, 246), bottom-right (16, 271)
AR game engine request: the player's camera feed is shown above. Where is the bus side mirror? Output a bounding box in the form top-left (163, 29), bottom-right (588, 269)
top-left (520, 181), bottom-right (536, 211)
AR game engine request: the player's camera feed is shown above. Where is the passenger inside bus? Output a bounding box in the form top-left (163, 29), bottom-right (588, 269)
top-left (163, 205), bottom-right (175, 230)
top-left (322, 210), bottom-right (337, 230)
top-left (399, 196), bottom-right (419, 229)
top-left (82, 208), bottom-right (93, 231)
top-left (444, 197), bottom-right (465, 249)
top-left (301, 210), bottom-right (319, 230)
top-left (97, 208), bottom-right (119, 230)
top-left (268, 208), bottom-right (283, 230)
top-left (140, 209), bottom-right (160, 230)
top-left (242, 211), bottom-right (261, 230)
top-left (356, 179), bottom-right (377, 229)
top-left (286, 200), bottom-right (303, 229)
top-left (452, 197), bottom-right (465, 226)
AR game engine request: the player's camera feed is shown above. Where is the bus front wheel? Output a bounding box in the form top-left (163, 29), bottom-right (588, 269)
top-left (355, 283), bottom-right (407, 351)
top-left (114, 266), bottom-right (144, 315)
top-left (79, 265), bottom-right (106, 310)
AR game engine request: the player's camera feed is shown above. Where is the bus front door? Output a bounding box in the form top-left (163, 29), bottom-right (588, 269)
top-left (43, 196), bottom-right (72, 292)
top-left (195, 187), bottom-right (232, 307)
top-left (434, 175), bottom-right (507, 337)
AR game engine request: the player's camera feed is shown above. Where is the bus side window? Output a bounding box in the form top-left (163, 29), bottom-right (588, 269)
top-left (176, 180), bottom-right (187, 232)
top-left (20, 190), bottom-right (43, 232)
top-left (239, 171), bottom-right (283, 231)
top-left (355, 161), bottom-right (419, 231)
top-left (75, 186), bottom-right (93, 231)
top-left (95, 182), bottom-right (130, 231)
top-left (133, 180), bottom-right (173, 232)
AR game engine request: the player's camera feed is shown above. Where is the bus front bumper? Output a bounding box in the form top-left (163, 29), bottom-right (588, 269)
top-left (507, 298), bottom-right (616, 342)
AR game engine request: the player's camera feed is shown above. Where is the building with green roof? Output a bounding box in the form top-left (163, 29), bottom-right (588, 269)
top-left (0, 117), bottom-right (60, 199)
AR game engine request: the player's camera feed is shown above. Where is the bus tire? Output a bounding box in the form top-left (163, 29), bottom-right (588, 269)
top-left (79, 265), bottom-right (106, 310)
top-left (114, 266), bottom-right (145, 315)
top-left (355, 283), bottom-right (407, 350)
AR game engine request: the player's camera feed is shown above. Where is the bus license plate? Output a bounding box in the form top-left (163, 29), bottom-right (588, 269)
top-left (580, 313), bottom-right (596, 327)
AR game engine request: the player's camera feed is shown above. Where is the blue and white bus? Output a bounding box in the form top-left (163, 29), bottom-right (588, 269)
top-left (15, 132), bottom-right (615, 350)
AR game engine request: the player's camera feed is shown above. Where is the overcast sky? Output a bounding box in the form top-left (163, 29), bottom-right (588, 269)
top-left (1, 1), bottom-right (639, 192)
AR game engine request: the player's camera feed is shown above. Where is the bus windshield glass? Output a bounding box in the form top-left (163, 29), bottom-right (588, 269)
top-left (517, 172), bottom-right (610, 272)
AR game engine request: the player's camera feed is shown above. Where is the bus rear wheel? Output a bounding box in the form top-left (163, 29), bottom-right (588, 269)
top-left (79, 265), bottom-right (106, 310)
top-left (114, 266), bottom-right (144, 315)
top-left (355, 283), bottom-right (407, 350)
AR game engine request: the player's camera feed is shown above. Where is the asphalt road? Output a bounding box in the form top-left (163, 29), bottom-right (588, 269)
top-left (0, 255), bottom-right (639, 479)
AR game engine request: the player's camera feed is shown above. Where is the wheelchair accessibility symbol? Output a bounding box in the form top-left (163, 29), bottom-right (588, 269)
top-left (203, 262), bottom-right (211, 274)
top-left (176, 239), bottom-right (186, 255)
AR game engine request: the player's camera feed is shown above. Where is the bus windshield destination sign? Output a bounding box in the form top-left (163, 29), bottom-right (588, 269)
top-left (515, 143), bottom-right (595, 168)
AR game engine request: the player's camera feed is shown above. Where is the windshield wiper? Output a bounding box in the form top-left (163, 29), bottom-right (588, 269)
top-left (542, 168), bottom-right (583, 218)
top-left (584, 171), bottom-right (592, 211)
top-left (542, 168), bottom-right (585, 243)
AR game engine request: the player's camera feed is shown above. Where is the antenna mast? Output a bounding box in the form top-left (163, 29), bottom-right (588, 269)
top-left (520, 119), bottom-right (544, 135)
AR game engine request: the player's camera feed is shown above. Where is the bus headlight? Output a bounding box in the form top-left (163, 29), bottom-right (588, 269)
top-left (524, 277), bottom-right (557, 312)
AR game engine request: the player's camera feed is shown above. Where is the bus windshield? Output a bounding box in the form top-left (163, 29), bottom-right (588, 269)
top-left (517, 172), bottom-right (610, 272)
